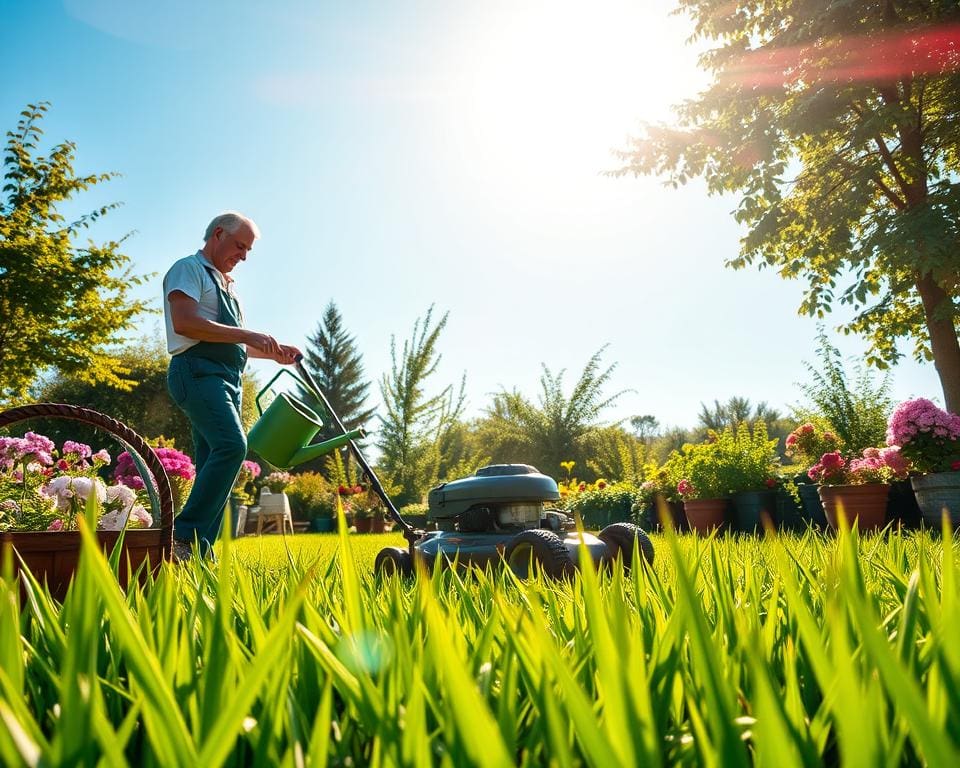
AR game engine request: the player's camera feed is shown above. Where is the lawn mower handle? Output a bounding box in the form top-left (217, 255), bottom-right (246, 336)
top-left (293, 357), bottom-right (418, 542)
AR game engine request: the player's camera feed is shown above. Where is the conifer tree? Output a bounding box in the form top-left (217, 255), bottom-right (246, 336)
top-left (298, 302), bottom-right (376, 473)
top-left (303, 302), bottom-right (375, 432)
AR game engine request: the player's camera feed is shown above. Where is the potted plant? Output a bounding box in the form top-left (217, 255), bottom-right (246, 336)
top-left (669, 436), bottom-right (733, 535)
top-left (722, 423), bottom-right (781, 533)
top-left (809, 447), bottom-right (907, 532)
top-left (338, 484), bottom-right (368, 532)
top-left (309, 505), bottom-right (336, 533)
top-left (632, 475), bottom-right (682, 531)
top-left (887, 398), bottom-right (960, 528)
top-left (784, 422), bottom-right (841, 528)
top-left (230, 460), bottom-right (261, 536)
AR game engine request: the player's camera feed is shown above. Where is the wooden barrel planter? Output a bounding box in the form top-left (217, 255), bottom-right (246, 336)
top-left (0, 403), bottom-right (174, 600)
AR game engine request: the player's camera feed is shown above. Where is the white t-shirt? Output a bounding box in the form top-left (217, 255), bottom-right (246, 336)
top-left (163, 251), bottom-right (244, 355)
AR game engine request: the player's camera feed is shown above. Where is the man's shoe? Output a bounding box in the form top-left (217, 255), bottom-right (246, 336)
top-left (171, 538), bottom-right (193, 563)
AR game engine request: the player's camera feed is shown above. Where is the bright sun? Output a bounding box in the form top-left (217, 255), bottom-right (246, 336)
top-left (442, 0), bottom-right (706, 198)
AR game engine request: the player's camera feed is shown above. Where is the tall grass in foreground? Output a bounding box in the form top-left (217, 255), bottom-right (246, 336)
top-left (2, 517), bottom-right (960, 767)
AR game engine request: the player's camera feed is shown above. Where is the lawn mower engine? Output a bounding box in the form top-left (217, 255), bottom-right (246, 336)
top-left (427, 464), bottom-right (572, 533)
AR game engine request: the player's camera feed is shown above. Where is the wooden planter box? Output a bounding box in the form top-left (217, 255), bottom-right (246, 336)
top-left (0, 403), bottom-right (174, 601)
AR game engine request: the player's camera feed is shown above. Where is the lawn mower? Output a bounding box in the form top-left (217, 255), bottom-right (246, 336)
top-left (248, 359), bottom-right (654, 578)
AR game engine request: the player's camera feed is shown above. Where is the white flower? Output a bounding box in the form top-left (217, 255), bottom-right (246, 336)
top-left (98, 509), bottom-right (125, 531)
top-left (43, 476), bottom-right (106, 512)
top-left (127, 505), bottom-right (153, 529)
top-left (106, 483), bottom-right (137, 510)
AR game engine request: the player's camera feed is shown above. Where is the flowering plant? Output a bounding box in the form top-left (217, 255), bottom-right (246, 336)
top-left (114, 445), bottom-right (196, 513)
top-left (785, 422), bottom-right (841, 468)
top-left (808, 446), bottom-right (909, 486)
top-left (348, 486), bottom-right (384, 519)
top-left (886, 398), bottom-right (960, 475)
top-left (232, 460), bottom-right (261, 502)
top-left (0, 433), bottom-right (152, 532)
top-left (264, 471), bottom-right (293, 493)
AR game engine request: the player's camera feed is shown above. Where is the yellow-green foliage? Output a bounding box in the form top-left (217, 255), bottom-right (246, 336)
top-left (3, 519), bottom-right (960, 765)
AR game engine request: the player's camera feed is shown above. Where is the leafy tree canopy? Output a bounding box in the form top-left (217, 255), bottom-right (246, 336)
top-left (613, 2), bottom-right (960, 411)
top-left (0, 103), bottom-right (151, 404)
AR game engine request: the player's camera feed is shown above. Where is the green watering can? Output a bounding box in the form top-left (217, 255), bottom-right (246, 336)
top-left (247, 369), bottom-right (365, 469)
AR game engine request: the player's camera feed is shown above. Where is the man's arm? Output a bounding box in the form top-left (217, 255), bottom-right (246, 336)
top-left (168, 291), bottom-right (282, 358)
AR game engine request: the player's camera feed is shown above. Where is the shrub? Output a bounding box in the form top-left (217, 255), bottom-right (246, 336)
top-left (668, 424), bottom-right (780, 500)
top-left (560, 481), bottom-right (639, 529)
top-left (286, 472), bottom-right (337, 520)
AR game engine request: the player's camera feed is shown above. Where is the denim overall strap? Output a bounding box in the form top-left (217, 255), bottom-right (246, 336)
top-left (177, 264), bottom-right (248, 372)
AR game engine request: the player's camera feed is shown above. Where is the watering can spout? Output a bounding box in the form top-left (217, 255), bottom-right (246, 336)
top-left (288, 429), bottom-right (366, 468)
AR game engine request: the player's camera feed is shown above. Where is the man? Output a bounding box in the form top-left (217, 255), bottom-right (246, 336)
top-left (163, 211), bottom-right (301, 560)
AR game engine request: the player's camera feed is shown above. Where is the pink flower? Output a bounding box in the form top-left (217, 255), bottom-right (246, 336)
top-left (93, 449), bottom-right (111, 465)
top-left (62, 440), bottom-right (92, 459)
top-left (880, 446), bottom-right (909, 479)
top-left (677, 479), bottom-right (694, 497)
top-left (952, 460), bottom-right (960, 471)
top-left (47, 519), bottom-right (64, 532)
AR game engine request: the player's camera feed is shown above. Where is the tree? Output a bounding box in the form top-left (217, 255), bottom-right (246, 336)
top-left (613, 3), bottom-right (960, 412)
top-left (630, 414), bottom-right (660, 443)
top-left (376, 307), bottom-right (466, 505)
top-left (696, 396), bottom-right (781, 433)
top-left (475, 346), bottom-right (627, 479)
top-left (297, 301), bottom-right (376, 475)
top-left (0, 103), bottom-right (150, 404)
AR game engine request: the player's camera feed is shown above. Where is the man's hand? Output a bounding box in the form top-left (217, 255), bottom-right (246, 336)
top-left (274, 344), bottom-right (302, 365)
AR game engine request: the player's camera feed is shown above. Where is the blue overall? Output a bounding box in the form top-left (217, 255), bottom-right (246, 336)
top-left (167, 265), bottom-right (248, 554)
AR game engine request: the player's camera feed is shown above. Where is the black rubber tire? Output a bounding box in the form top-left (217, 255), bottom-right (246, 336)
top-left (375, 547), bottom-right (413, 577)
top-left (599, 523), bottom-right (654, 568)
top-left (505, 529), bottom-right (575, 579)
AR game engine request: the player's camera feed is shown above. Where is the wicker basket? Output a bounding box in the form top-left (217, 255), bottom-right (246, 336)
top-left (0, 403), bottom-right (174, 599)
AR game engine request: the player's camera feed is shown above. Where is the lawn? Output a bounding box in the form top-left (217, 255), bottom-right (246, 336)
top-left (2, 522), bottom-right (960, 766)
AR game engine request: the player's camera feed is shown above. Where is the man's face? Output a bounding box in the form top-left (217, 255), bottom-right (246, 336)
top-left (210, 223), bottom-right (255, 273)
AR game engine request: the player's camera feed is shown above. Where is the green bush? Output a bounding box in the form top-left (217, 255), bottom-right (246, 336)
top-left (286, 472), bottom-right (337, 520)
top-left (664, 423), bottom-right (780, 500)
top-left (399, 502), bottom-right (430, 528)
top-left (560, 482), bottom-right (639, 529)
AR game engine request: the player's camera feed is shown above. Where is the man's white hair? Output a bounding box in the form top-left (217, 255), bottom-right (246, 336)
top-left (203, 211), bottom-right (260, 242)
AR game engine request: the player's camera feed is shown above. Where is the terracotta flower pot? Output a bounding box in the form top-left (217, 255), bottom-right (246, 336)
top-left (683, 498), bottom-right (728, 535)
top-left (354, 517), bottom-right (372, 534)
top-left (371, 516), bottom-right (386, 533)
top-left (818, 484), bottom-right (890, 533)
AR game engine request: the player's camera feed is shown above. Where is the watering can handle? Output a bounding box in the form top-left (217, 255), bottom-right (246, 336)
top-left (255, 367), bottom-right (310, 416)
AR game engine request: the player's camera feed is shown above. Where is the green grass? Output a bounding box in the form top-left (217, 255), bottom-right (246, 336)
top-left (3, 517), bottom-right (960, 766)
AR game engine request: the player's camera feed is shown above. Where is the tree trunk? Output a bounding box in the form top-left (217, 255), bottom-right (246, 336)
top-left (916, 272), bottom-right (960, 414)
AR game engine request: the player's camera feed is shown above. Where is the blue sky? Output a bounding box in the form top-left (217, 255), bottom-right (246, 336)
top-left (1, 0), bottom-right (943, 431)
